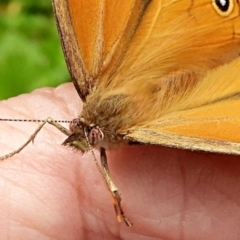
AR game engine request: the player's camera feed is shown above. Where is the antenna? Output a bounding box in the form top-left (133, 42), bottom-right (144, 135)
top-left (0, 118), bottom-right (71, 123)
top-left (0, 117), bottom-right (71, 160)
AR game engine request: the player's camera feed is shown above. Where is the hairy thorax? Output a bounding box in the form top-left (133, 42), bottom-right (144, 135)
top-left (65, 71), bottom-right (201, 151)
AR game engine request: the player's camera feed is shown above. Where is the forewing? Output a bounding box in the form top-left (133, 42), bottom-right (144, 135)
top-left (52, 0), bottom-right (151, 101)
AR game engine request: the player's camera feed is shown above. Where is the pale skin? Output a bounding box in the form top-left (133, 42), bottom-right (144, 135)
top-left (0, 83), bottom-right (240, 240)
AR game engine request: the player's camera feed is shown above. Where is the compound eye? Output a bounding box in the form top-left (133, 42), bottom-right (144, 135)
top-left (88, 127), bottom-right (104, 145)
top-left (69, 118), bottom-right (80, 133)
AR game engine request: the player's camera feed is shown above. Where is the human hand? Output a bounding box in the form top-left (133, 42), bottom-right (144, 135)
top-left (0, 83), bottom-right (239, 240)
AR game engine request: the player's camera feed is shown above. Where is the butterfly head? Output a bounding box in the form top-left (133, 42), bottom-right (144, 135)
top-left (62, 117), bottom-right (104, 152)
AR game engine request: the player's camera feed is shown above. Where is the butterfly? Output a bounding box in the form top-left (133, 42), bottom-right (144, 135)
top-left (51, 0), bottom-right (240, 225)
top-left (1, 0), bottom-right (240, 227)
top-left (52, 0), bottom-right (240, 157)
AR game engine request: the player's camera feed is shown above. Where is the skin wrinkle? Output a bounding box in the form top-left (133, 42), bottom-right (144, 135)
top-left (177, 157), bottom-right (188, 240)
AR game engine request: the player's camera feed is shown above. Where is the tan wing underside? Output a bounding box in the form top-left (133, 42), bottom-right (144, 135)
top-left (125, 97), bottom-right (240, 155)
top-left (125, 57), bottom-right (240, 155)
top-left (52, 0), bottom-right (151, 100)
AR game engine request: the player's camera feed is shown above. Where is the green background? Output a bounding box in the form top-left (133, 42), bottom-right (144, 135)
top-left (0, 0), bottom-right (69, 100)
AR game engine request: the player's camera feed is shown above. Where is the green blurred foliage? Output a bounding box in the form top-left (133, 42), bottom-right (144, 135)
top-left (0, 0), bottom-right (70, 100)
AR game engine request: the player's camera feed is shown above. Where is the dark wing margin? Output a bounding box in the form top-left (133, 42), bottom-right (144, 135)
top-left (52, 0), bottom-right (89, 101)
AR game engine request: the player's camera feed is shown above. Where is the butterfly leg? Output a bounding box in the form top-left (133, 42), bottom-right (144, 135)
top-left (100, 147), bottom-right (132, 227)
top-left (47, 117), bottom-right (71, 136)
top-left (0, 117), bottom-right (70, 161)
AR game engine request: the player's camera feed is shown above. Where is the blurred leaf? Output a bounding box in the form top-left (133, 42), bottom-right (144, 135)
top-left (0, 0), bottom-right (69, 100)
